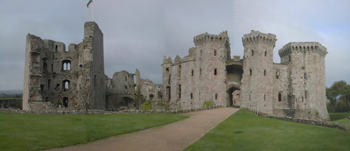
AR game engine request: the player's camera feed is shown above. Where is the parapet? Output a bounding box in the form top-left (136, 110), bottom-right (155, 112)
top-left (193, 31), bottom-right (229, 47)
top-left (242, 30), bottom-right (277, 47)
top-left (278, 42), bottom-right (327, 57)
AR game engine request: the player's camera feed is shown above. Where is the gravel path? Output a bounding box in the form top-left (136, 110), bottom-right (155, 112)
top-left (49, 107), bottom-right (239, 151)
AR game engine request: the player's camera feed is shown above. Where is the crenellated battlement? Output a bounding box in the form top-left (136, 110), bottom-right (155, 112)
top-left (278, 42), bottom-right (327, 57)
top-left (163, 56), bottom-right (173, 64)
top-left (242, 30), bottom-right (277, 47)
top-left (193, 31), bottom-right (229, 46)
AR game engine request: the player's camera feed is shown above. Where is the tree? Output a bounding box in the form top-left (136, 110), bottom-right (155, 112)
top-left (326, 80), bottom-right (350, 112)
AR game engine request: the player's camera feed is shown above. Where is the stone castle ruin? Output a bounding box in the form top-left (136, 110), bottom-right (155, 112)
top-left (23, 22), bottom-right (330, 120)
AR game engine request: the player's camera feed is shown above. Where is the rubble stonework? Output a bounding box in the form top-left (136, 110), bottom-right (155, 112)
top-left (23, 22), bottom-right (105, 111)
top-left (163, 30), bottom-right (330, 121)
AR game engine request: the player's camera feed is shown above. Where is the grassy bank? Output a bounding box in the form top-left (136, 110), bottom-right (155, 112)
top-left (185, 109), bottom-right (350, 151)
top-left (330, 112), bottom-right (350, 126)
top-left (0, 113), bottom-right (188, 151)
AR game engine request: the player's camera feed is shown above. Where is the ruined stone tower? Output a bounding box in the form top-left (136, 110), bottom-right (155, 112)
top-left (22, 22), bottom-right (105, 111)
top-left (240, 30), bottom-right (277, 114)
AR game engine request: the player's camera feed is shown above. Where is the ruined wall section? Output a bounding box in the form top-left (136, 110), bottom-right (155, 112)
top-left (162, 57), bottom-right (173, 102)
top-left (111, 71), bottom-right (135, 94)
top-left (241, 30), bottom-right (277, 114)
top-left (84, 22), bottom-right (105, 110)
top-left (278, 42), bottom-right (329, 120)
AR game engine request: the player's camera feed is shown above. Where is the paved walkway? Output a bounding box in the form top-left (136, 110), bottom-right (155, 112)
top-left (49, 107), bottom-right (239, 151)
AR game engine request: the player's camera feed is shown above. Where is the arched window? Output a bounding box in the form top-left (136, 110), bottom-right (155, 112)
top-left (63, 80), bottom-right (70, 90)
top-left (264, 70), bottom-right (266, 76)
top-left (62, 60), bottom-right (71, 71)
top-left (250, 69), bottom-right (252, 76)
top-left (214, 50), bottom-right (217, 56)
top-left (264, 51), bottom-right (267, 56)
top-left (252, 50), bottom-right (254, 56)
top-left (278, 92), bottom-right (282, 102)
top-left (214, 68), bottom-right (217, 75)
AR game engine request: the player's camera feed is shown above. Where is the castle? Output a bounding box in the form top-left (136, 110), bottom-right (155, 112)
top-left (23, 22), bottom-right (330, 120)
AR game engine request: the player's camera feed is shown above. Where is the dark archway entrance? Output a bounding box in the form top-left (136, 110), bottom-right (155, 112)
top-left (122, 97), bottom-right (136, 109)
top-left (227, 86), bottom-right (240, 107)
top-left (63, 97), bottom-right (69, 107)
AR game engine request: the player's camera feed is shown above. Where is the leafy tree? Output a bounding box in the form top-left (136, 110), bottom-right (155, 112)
top-left (326, 80), bottom-right (350, 112)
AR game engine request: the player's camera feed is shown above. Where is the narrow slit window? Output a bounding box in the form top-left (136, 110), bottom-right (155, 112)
top-left (278, 92), bottom-right (282, 102)
top-left (305, 91), bottom-right (307, 99)
top-left (304, 73), bottom-right (307, 79)
top-left (276, 70), bottom-right (280, 79)
top-left (264, 70), bottom-right (266, 76)
top-left (190, 93), bottom-right (193, 99)
top-left (192, 70), bottom-right (194, 76)
top-left (214, 68), bottom-right (217, 75)
top-left (214, 50), bottom-right (217, 56)
top-left (264, 51), bottom-right (267, 56)
top-left (250, 69), bottom-right (252, 76)
top-left (252, 50), bottom-right (254, 56)
top-left (215, 93), bottom-right (218, 100)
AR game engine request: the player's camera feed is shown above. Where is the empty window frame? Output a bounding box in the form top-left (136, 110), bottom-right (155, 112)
top-left (250, 69), bottom-right (252, 76)
top-left (166, 68), bottom-right (169, 72)
top-left (55, 45), bottom-right (58, 52)
top-left (264, 70), bottom-right (266, 76)
top-left (214, 49), bottom-right (217, 56)
top-left (264, 51), bottom-right (267, 56)
top-left (278, 92), bottom-right (282, 102)
top-left (276, 70), bottom-right (280, 79)
top-left (214, 68), bottom-right (217, 75)
top-left (62, 60), bottom-right (71, 71)
top-left (190, 93), bottom-right (193, 99)
top-left (63, 80), bottom-right (70, 90)
top-left (200, 68), bottom-right (202, 75)
top-left (191, 70), bottom-right (194, 76)
top-left (252, 50), bottom-right (254, 56)
top-left (215, 93), bottom-right (218, 100)
top-left (124, 85), bottom-right (128, 93)
top-left (264, 94), bottom-right (266, 101)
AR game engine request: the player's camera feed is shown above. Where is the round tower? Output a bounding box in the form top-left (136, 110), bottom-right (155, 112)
top-left (278, 42), bottom-right (329, 120)
top-left (240, 30), bottom-right (277, 114)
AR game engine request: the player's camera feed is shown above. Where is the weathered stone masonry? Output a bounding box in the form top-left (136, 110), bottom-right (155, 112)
top-left (163, 30), bottom-right (330, 121)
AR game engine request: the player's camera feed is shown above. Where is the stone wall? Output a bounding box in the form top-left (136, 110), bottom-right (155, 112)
top-left (0, 99), bottom-right (22, 109)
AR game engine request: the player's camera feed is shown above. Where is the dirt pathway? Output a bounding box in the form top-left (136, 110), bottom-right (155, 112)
top-left (49, 107), bottom-right (239, 151)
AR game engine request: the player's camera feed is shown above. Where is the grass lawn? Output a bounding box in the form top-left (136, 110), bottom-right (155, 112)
top-left (330, 112), bottom-right (350, 126)
top-left (185, 109), bottom-right (350, 151)
top-left (0, 113), bottom-right (188, 151)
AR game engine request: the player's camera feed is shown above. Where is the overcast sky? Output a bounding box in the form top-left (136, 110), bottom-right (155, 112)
top-left (0, 0), bottom-right (349, 91)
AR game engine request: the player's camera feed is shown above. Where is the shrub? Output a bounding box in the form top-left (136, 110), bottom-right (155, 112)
top-left (203, 100), bottom-right (214, 108)
top-left (142, 101), bottom-right (152, 110)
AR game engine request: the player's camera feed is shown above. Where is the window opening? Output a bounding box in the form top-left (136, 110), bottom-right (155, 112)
top-left (289, 55), bottom-right (291, 62)
top-left (304, 73), bottom-right (307, 79)
top-left (94, 75), bottom-right (97, 86)
top-left (40, 85), bottom-right (44, 91)
top-left (215, 93), bottom-right (218, 100)
top-left (48, 79), bottom-right (51, 90)
top-left (214, 50), bottom-right (217, 56)
top-left (55, 45), bottom-right (58, 52)
top-left (264, 70), bottom-right (266, 76)
top-left (191, 93), bottom-right (193, 99)
top-left (62, 80), bottom-right (70, 90)
top-left (250, 69), bottom-right (252, 76)
top-left (249, 94), bottom-right (251, 101)
top-left (168, 75), bottom-right (171, 84)
top-left (214, 68), bottom-right (217, 75)
top-left (264, 51), bottom-right (267, 56)
top-left (276, 70), bottom-right (280, 79)
top-left (191, 70), bottom-right (194, 76)
top-left (125, 76), bottom-right (127, 81)
top-left (264, 94), bottom-right (266, 101)
top-left (305, 91), bottom-right (307, 99)
top-left (200, 50), bottom-right (202, 56)
top-left (45, 97), bottom-right (49, 102)
top-left (63, 97), bottom-right (68, 107)
top-left (178, 84), bottom-right (181, 98)
top-left (43, 59), bottom-right (47, 71)
top-left (124, 85), bottom-right (128, 93)
top-left (62, 60), bottom-right (71, 71)
top-left (200, 68), bottom-right (202, 75)
top-left (252, 50), bottom-right (254, 56)
top-left (51, 64), bottom-right (53, 72)
top-left (278, 92), bottom-right (282, 102)
top-left (166, 68), bottom-right (169, 72)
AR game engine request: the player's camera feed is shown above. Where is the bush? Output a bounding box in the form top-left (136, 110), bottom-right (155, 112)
top-left (203, 100), bottom-right (214, 108)
top-left (142, 101), bottom-right (152, 110)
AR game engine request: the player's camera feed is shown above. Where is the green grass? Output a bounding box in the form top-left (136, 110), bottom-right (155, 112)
top-left (0, 98), bottom-right (21, 100)
top-left (330, 112), bottom-right (350, 126)
top-left (0, 113), bottom-right (188, 151)
top-left (185, 109), bottom-right (350, 151)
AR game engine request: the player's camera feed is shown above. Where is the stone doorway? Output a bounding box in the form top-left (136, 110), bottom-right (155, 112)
top-left (227, 87), bottom-right (240, 107)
